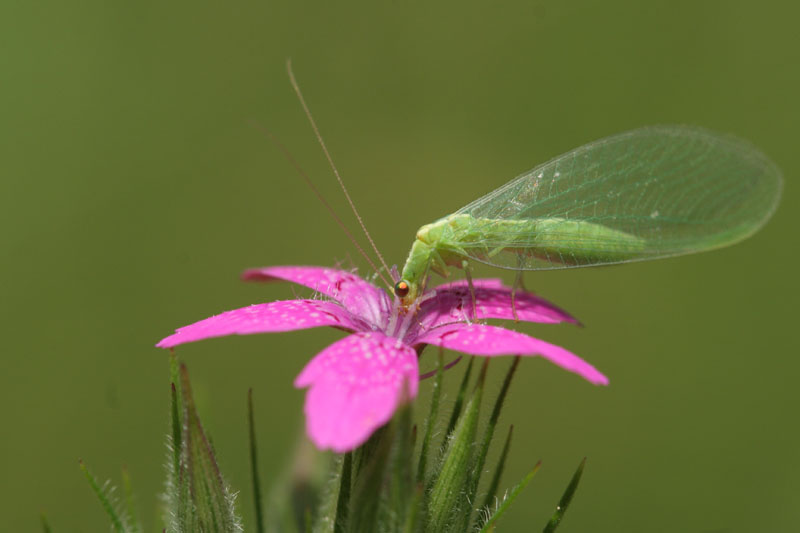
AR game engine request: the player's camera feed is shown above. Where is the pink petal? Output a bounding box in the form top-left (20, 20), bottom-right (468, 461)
top-left (242, 266), bottom-right (390, 326)
top-left (419, 279), bottom-right (579, 329)
top-left (416, 323), bottom-right (608, 385)
top-left (295, 332), bottom-right (418, 452)
top-left (156, 300), bottom-right (356, 349)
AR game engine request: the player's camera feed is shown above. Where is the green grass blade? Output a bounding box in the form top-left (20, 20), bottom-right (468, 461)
top-left (440, 357), bottom-right (475, 455)
top-left (542, 457), bottom-right (587, 533)
top-left (333, 452), bottom-right (352, 533)
top-left (79, 460), bottom-right (127, 532)
top-left (174, 363), bottom-right (243, 532)
top-left (480, 425), bottom-right (513, 516)
top-left (352, 425), bottom-right (386, 481)
top-left (402, 484), bottom-right (424, 533)
top-left (247, 389), bottom-right (265, 533)
top-left (478, 461), bottom-right (541, 533)
top-left (465, 357), bottom-right (520, 529)
top-left (40, 512), bottom-right (52, 533)
top-left (427, 360), bottom-right (487, 533)
top-left (388, 401), bottom-right (414, 530)
top-left (121, 466), bottom-right (141, 533)
top-left (165, 352), bottom-right (182, 528)
top-left (310, 452), bottom-right (348, 533)
top-left (349, 429), bottom-right (393, 532)
top-left (416, 348), bottom-right (445, 483)
top-left (169, 381), bottom-right (183, 482)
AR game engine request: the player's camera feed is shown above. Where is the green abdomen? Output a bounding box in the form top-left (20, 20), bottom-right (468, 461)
top-left (525, 217), bottom-right (646, 264)
top-left (438, 215), bottom-right (647, 269)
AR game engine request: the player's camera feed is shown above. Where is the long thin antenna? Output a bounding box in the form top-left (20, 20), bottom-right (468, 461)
top-left (250, 120), bottom-right (392, 289)
top-left (286, 59), bottom-right (393, 279)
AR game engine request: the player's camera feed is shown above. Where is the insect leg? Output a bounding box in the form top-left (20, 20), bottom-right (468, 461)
top-left (511, 255), bottom-right (530, 322)
top-left (461, 259), bottom-right (478, 320)
top-left (429, 250), bottom-right (450, 277)
top-left (511, 270), bottom-right (525, 322)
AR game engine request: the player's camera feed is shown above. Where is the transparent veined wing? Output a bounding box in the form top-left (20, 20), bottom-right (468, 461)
top-left (452, 125), bottom-right (782, 270)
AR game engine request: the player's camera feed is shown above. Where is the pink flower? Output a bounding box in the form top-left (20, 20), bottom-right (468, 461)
top-left (157, 266), bottom-right (607, 452)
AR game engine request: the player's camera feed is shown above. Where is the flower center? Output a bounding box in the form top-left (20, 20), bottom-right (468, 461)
top-left (387, 289), bottom-right (438, 343)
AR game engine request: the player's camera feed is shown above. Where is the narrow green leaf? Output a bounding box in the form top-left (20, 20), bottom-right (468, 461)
top-left (464, 357), bottom-right (520, 530)
top-left (427, 360), bottom-right (487, 533)
top-left (290, 473), bottom-right (318, 533)
top-left (402, 484), bottom-right (424, 533)
top-left (543, 458), bottom-right (586, 533)
top-left (40, 513), bottom-right (52, 533)
top-left (247, 389), bottom-right (265, 533)
top-left (480, 425), bottom-right (514, 515)
top-left (352, 425), bottom-right (386, 481)
top-left (479, 461), bottom-right (541, 533)
top-left (165, 355), bottom-right (182, 529)
top-left (416, 348), bottom-right (445, 483)
top-left (121, 466), bottom-right (142, 533)
top-left (183, 366), bottom-right (228, 531)
top-left (332, 452), bottom-right (352, 533)
top-left (387, 400), bottom-right (414, 531)
top-left (170, 363), bottom-right (242, 533)
top-left (443, 357), bottom-right (475, 444)
top-left (266, 436), bottom-right (324, 533)
top-left (169, 350), bottom-right (181, 413)
top-left (310, 452), bottom-right (346, 533)
top-left (349, 426), bottom-right (394, 533)
top-left (79, 460), bottom-right (127, 532)
top-left (170, 381), bottom-right (182, 481)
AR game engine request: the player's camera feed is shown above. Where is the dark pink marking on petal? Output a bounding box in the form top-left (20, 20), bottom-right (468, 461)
top-left (416, 323), bottom-right (608, 386)
top-left (418, 280), bottom-right (579, 330)
top-left (294, 332), bottom-right (418, 452)
top-left (156, 300), bottom-right (356, 349)
top-left (242, 266), bottom-right (390, 326)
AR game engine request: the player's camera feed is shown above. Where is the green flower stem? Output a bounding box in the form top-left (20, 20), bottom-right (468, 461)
top-left (247, 389), bottom-right (265, 533)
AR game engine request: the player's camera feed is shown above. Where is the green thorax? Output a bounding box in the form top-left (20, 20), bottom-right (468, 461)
top-left (398, 214), bottom-right (490, 303)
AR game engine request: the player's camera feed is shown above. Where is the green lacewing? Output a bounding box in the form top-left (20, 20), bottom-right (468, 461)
top-left (394, 125), bottom-right (782, 304)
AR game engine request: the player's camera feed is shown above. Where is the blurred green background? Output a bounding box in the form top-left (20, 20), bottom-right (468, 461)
top-left (2, 0), bottom-right (798, 530)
